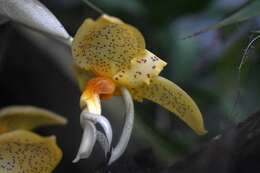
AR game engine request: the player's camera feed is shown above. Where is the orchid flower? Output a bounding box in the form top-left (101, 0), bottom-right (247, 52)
top-left (0, 0), bottom-right (206, 166)
top-left (0, 106), bottom-right (67, 173)
top-left (72, 14), bottom-right (207, 164)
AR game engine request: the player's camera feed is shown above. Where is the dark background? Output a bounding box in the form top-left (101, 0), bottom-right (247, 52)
top-left (1, 0), bottom-right (260, 172)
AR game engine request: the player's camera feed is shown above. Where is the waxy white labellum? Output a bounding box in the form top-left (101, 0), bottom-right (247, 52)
top-left (74, 87), bottom-right (135, 165)
top-left (80, 110), bottom-right (113, 150)
top-left (73, 121), bottom-right (97, 163)
top-left (73, 107), bottom-right (113, 163)
top-left (0, 0), bottom-right (72, 45)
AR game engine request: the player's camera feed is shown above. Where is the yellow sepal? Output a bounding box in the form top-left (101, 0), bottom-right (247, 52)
top-left (72, 14), bottom-right (145, 77)
top-left (0, 130), bottom-right (62, 173)
top-left (0, 106), bottom-right (67, 134)
top-left (131, 76), bottom-right (207, 135)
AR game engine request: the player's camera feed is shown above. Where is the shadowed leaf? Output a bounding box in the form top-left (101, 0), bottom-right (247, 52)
top-left (0, 0), bottom-right (72, 44)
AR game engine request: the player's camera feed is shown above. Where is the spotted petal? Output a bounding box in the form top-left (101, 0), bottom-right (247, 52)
top-left (72, 14), bottom-right (145, 77)
top-left (0, 130), bottom-right (62, 173)
top-left (113, 50), bottom-right (167, 87)
top-left (131, 76), bottom-right (207, 135)
top-left (0, 106), bottom-right (67, 134)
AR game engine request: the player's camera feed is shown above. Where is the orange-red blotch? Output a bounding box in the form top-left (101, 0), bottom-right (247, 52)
top-left (83, 77), bottom-right (116, 100)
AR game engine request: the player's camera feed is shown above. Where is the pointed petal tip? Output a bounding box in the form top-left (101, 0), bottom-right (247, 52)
top-left (72, 155), bottom-right (80, 163)
top-left (196, 128), bottom-right (208, 135)
top-left (132, 76), bottom-right (207, 136)
top-left (74, 121), bottom-right (97, 162)
top-left (192, 121), bottom-right (207, 135)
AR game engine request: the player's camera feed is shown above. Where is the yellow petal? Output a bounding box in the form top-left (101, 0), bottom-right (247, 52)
top-left (72, 14), bottom-right (145, 77)
top-left (0, 130), bottom-right (62, 173)
top-left (131, 76), bottom-right (207, 135)
top-left (0, 106), bottom-right (67, 134)
top-left (113, 49), bottom-right (167, 87)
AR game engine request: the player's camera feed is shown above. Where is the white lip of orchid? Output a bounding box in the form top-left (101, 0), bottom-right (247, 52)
top-left (73, 120), bottom-right (97, 163)
top-left (80, 110), bottom-right (113, 151)
top-left (73, 90), bottom-right (111, 163)
top-left (73, 87), bottom-right (135, 165)
top-left (73, 108), bottom-right (113, 162)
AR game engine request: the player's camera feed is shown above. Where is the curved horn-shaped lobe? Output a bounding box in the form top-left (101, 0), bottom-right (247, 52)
top-left (0, 130), bottom-right (62, 173)
top-left (73, 121), bottom-right (97, 163)
top-left (80, 110), bottom-right (112, 150)
top-left (0, 106), bottom-right (67, 134)
top-left (131, 76), bottom-right (207, 135)
top-left (109, 87), bottom-right (134, 164)
top-left (72, 14), bottom-right (145, 77)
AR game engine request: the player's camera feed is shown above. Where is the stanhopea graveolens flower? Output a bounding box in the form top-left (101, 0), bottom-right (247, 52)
top-left (72, 14), bottom-right (207, 165)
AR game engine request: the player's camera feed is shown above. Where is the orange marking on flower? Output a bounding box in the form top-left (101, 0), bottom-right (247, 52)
top-left (83, 77), bottom-right (116, 100)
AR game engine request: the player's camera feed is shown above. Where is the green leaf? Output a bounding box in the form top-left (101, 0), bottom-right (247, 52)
top-left (185, 0), bottom-right (260, 38)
